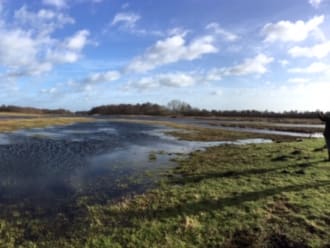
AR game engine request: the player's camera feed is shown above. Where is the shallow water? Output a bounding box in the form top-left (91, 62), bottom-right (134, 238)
top-left (0, 120), bottom-right (271, 208)
top-left (102, 116), bottom-right (323, 138)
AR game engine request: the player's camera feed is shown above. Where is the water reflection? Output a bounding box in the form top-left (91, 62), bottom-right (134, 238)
top-left (0, 120), bottom-right (272, 207)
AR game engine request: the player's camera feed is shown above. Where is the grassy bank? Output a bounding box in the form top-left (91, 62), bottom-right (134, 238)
top-left (0, 118), bottom-right (328, 247)
top-left (0, 117), bottom-right (93, 132)
top-left (0, 112), bottom-right (41, 117)
top-left (83, 138), bottom-right (330, 247)
top-left (2, 138), bottom-right (328, 247)
top-left (209, 122), bottom-right (323, 134)
top-left (110, 118), bottom-right (297, 142)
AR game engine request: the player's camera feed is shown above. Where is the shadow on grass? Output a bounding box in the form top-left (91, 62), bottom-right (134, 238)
top-left (110, 180), bottom-right (330, 220)
top-left (170, 160), bottom-right (323, 185)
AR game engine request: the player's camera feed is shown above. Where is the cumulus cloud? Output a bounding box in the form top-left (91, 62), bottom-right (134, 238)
top-left (61, 70), bottom-right (121, 95)
top-left (41, 87), bottom-right (58, 94)
top-left (66, 29), bottom-right (90, 50)
top-left (190, 54), bottom-right (273, 82)
top-left (288, 78), bottom-right (310, 84)
top-left (262, 15), bottom-right (324, 42)
top-left (111, 12), bottom-right (140, 28)
top-left (126, 34), bottom-right (218, 73)
top-left (309, 0), bottom-right (323, 8)
top-left (209, 82), bottom-right (330, 111)
top-left (289, 62), bottom-right (330, 73)
top-left (0, 29), bottom-right (39, 69)
top-left (43, 0), bottom-right (67, 9)
top-left (109, 11), bottom-right (162, 36)
top-left (288, 41), bottom-right (330, 59)
top-left (34, 29), bottom-right (90, 65)
top-left (205, 68), bottom-right (223, 81)
top-left (14, 6), bottom-right (74, 32)
top-left (211, 89), bottom-right (223, 96)
top-left (206, 22), bottom-right (239, 41)
top-left (223, 54), bottom-right (274, 76)
top-left (128, 72), bottom-right (197, 90)
top-left (279, 59), bottom-right (289, 67)
top-left (0, 5), bottom-right (89, 77)
top-left (82, 70), bottom-right (121, 85)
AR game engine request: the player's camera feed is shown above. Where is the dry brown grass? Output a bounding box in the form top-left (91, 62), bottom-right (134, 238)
top-left (0, 117), bottom-right (94, 132)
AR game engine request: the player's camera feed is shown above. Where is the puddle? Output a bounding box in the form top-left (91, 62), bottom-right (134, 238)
top-left (104, 116), bottom-right (323, 138)
top-left (0, 120), bottom-right (272, 208)
top-left (222, 126), bottom-right (323, 138)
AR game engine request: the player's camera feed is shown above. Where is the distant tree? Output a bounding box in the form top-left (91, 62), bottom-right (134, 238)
top-left (167, 100), bottom-right (192, 114)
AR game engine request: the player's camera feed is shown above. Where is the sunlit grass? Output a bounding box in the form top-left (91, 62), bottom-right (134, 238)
top-left (0, 117), bottom-right (94, 132)
top-left (0, 112), bottom-right (41, 117)
top-left (84, 138), bottom-right (330, 247)
top-left (110, 118), bottom-right (296, 142)
top-left (0, 118), bottom-right (328, 247)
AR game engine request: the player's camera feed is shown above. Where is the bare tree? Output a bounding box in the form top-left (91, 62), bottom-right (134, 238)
top-left (167, 100), bottom-right (192, 114)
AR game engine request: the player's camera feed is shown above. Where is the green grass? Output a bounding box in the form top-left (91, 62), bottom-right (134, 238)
top-left (82, 138), bottom-right (330, 247)
top-left (110, 118), bottom-right (297, 142)
top-left (0, 118), bottom-right (328, 247)
top-left (4, 138), bottom-right (325, 247)
top-left (211, 121), bottom-right (323, 134)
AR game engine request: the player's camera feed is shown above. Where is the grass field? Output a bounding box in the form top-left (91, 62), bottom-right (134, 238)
top-left (0, 116), bottom-right (93, 132)
top-left (109, 118), bottom-right (298, 142)
top-left (208, 121), bottom-right (323, 134)
top-left (0, 117), bottom-right (328, 247)
top-left (82, 138), bottom-right (330, 248)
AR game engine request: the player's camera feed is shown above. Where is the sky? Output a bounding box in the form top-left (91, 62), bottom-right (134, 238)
top-left (0, 0), bottom-right (330, 111)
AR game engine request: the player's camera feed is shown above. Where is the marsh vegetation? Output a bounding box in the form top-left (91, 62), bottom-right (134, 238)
top-left (0, 114), bottom-right (328, 247)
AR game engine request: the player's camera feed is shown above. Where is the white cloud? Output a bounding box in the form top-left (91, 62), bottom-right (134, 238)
top-left (111, 12), bottom-right (140, 28)
top-left (262, 15), bottom-right (324, 42)
top-left (195, 54), bottom-right (274, 81)
top-left (289, 62), bottom-right (330, 73)
top-left (206, 22), bottom-right (239, 41)
top-left (129, 72), bottom-right (197, 90)
top-left (109, 12), bottom-right (162, 37)
top-left (288, 41), bottom-right (330, 59)
top-left (0, 29), bottom-right (38, 68)
top-left (288, 78), bottom-right (310, 84)
top-left (66, 29), bottom-right (90, 50)
top-left (44, 29), bottom-right (90, 64)
top-left (43, 0), bottom-right (67, 9)
top-left (279, 59), bottom-right (289, 67)
top-left (211, 89), bottom-right (223, 96)
top-left (0, 6), bottom-right (90, 77)
top-left (41, 87), bottom-right (57, 94)
top-left (14, 6), bottom-right (74, 33)
top-left (223, 54), bottom-right (274, 76)
top-left (207, 81), bottom-right (330, 111)
top-left (205, 68), bottom-right (223, 81)
top-left (127, 34), bottom-right (218, 73)
top-left (47, 51), bottom-right (80, 64)
top-left (309, 0), bottom-right (323, 8)
top-left (121, 3), bottom-right (129, 9)
top-left (82, 70), bottom-right (121, 85)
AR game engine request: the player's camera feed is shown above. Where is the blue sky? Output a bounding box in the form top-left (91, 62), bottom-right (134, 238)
top-left (0, 0), bottom-right (330, 111)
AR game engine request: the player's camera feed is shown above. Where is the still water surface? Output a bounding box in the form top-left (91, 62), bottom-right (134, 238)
top-left (0, 120), bottom-right (271, 207)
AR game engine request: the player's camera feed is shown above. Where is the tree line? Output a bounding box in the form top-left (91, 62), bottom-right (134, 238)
top-left (87, 100), bottom-right (323, 119)
top-left (0, 105), bottom-right (72, 115)
top-left (0, 101), bottom-right (325, 118)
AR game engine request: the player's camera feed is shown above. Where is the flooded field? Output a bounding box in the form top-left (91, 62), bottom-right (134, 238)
top-left (0, 117), bottom-right (328, 247)
top-left (104, 115), bottom-right (324, 138)
top-left (0, 120), bottom-right (273, 209)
